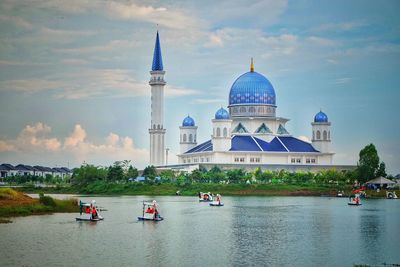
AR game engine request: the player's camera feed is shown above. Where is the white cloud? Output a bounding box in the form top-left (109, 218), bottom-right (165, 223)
top-left (61, 59), bottom-right (89, 65)
top-left (334, 77), bottom-right (352, 85)
top-left (205, 33), bottom-right (224, 47)
top-left (191, 98), bottom-right (225, 104)
top-left (306, 36), bottom-right (337, 47)
top-left (311, 21), bottom-right (367, 33)
top-left (0, 122), bottom-right (149, 167)
top-left (0, 79), bottom-right (62, 93)
top-left (105, 2), bottom-right (200, 30)
top-left (64, 124), bottom-right (86, 147)
top-left (0, 14), bottom-right (33, 29)
top-left (0, 69), bottom-right (198, 99)
top-left (0, 140), bottom-right (16, 152)
top-left (0, 122), bottom-right (61, 152)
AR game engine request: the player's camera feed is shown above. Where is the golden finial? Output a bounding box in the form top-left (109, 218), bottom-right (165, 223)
top-left (250, 57), bottom-right (254, 72)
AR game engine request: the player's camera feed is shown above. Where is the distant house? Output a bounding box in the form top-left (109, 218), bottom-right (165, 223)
top-left (33, 166), bottom-right (54, 177)
top-left (52, 167), bottom-right (72, 179)
top-left (15, 164), bottom-right (35, 176)
top-left (0, 164), bottom-right (72, 179)
top-left (0, 164), bottom-right (18, 178)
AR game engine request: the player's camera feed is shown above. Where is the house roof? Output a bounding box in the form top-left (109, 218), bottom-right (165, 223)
top-left (15, 164), bottom-right (35, 171)
top-left (366, 177), bottom-right (395, 185)
top-left (184, 135), bottom-right (319, 154)
top-left (0, 164), bottom-right (16, 171)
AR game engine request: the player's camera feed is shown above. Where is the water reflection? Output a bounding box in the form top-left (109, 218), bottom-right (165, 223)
top-left (0, 196), bottom-right (399, 267)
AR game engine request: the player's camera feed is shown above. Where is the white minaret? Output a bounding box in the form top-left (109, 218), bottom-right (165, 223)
top-left (212, 108), bottom-right (232, 152)
top-left (179, 115), bottom-right (198, 154)
top-left (149, 31), bottom-right (166, 166)
top-left (311, 110), bottom-right (331, 153)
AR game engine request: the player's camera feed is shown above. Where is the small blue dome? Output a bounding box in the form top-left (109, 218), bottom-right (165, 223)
top-left (229, 71), bottom-right (276, 106)
top-left (182, 116), bottom-right (195, 126)
top-left (215, 108), bottom-right (230, 120)
top-left (314, 111), bottom-right (328, 122)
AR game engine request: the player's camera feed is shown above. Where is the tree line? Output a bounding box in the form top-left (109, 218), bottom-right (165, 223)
top-left (3, 143), bottom-right (392, 186)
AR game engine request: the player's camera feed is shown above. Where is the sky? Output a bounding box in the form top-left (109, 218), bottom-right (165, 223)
top-left (0, 0), bottom-right (399, 174)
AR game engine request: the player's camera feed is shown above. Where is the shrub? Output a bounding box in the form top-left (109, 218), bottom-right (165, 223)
top-left (39, 193), bottom-right (56, 207)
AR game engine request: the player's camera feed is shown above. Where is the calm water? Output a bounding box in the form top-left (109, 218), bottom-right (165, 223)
top-left (0, 195), bottom-right (399, 267)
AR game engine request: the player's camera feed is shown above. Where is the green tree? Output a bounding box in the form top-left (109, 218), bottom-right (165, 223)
top-left (126, 165), bottom-right (139, 180)
top-left (107, 162), bottom-right (124, 181)
top-left (143, 165), bottom-right (157, 183)
top-left (207, 166), bottom-right (227, 183)
top-left (159, 170), bottom-right (175, 183)
top-left (72, 164), bottom-right (107, 185)
top-left (190, 169), bottom-right (204, 183)
top-left (376, 162), bottom-right (387, 177)
top-left (226, 169), bottom-right (246, 184)
top-left (357, 144), bottom-right (380, 183)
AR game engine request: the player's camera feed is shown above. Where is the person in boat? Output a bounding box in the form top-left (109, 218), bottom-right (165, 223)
top-left (91, 206), bottom-right (98, 219)
top-left (216, 194), bottom-right (221, 205)
top-left (79, 201), bottom-right (83, 215)
top-left (154, 208), bottom-right (159, 219)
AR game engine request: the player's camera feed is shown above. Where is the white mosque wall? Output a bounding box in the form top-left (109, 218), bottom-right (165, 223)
top-left (230, 117), bottom-right (289, 135)
top-left (178, 151), bottom-right (334, 166)
top-left (179, 126), bottom-right (198, 154)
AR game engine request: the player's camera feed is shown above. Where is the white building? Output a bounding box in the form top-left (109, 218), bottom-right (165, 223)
top-left (149, 33), bottom-right (354, 172)
top-left (148, 31), bottom-right (166, 166)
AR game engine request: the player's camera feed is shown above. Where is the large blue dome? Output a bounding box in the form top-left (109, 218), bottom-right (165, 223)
top-left (182, 115), bottom-right (195, 126)
top-left (229, 71), bottom-right (276, 106)
top-left (314, 111), bottom-right (328, 123)
top-left (215, 107), bottom-right (230, 120)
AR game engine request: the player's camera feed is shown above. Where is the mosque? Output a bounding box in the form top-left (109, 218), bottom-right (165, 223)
top-left (148, 31), bottom-right (353, 172)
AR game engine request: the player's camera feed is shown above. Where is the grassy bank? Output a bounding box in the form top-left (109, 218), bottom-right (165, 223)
top-left (17, 181), bottom-right (350, 197)
top-left (0, 188), bottom-right (78, 223)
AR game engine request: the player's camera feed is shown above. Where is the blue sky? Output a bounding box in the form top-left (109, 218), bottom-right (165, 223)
top-left (0, 0), bottom-right (399, 174)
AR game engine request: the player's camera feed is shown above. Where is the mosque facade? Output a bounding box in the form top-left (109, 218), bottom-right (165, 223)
top-left (149, 32), bottom-right (353, 172)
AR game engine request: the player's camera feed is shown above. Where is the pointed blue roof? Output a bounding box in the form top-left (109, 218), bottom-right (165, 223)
top-left (152, 31), bottom-right (164, 71)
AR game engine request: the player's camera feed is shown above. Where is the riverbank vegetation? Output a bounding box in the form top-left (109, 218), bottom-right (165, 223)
top-left (0, 188), bottom-right (78, 223)
top-left (3, 144), bottom-right (398, 197)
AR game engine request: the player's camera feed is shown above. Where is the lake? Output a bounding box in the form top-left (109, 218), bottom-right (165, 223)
top-left (0, 195), bottom-right (399, 266)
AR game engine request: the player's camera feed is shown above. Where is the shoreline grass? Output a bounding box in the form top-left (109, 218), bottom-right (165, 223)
top-left (14, 182), bottom-right (398, 199)
top-left (0, 188), bottom-right (79, 223)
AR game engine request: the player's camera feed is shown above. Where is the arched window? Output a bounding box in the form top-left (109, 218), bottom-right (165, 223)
top-left (256, 123), bottom-right (272, 134)
top-left (183, 134), bottom-right (187, 142)
top-left (328, 131), bottom-right (330, 140)
top-left (194, 134), bottom-right (196, 142)
top-left (249, 107), bottom-right (256, 113)
top-left (316, 130), bottom-right (321, 140)
top-left (232, 123), bottom-right (248, 133)
top-left (216, 128), bottom-right (221, 137)
top-left (323, 130), bottom-right (327, 140)
top-left (153, 124), bottom-right (156, 129)
top-left (189, 134), bottom-right (193, 142)
top-left (233, 107), bottom-right (238, 113)
top-left (312, 131), bottom-right (315, 140)
top-left (223, 127), bottom-right (227, 137)
top-left (157, 124), bottom-right (160, 129)
top-left (240, 107), bottom-right (246, 113)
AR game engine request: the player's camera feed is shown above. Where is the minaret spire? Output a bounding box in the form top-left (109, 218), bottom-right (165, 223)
top-left (250, 57), bottom-right (254, 72)
top-left (149, 31), bottom-right (166, 166)
top-left (152, 31), bottom-right (163, 71)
